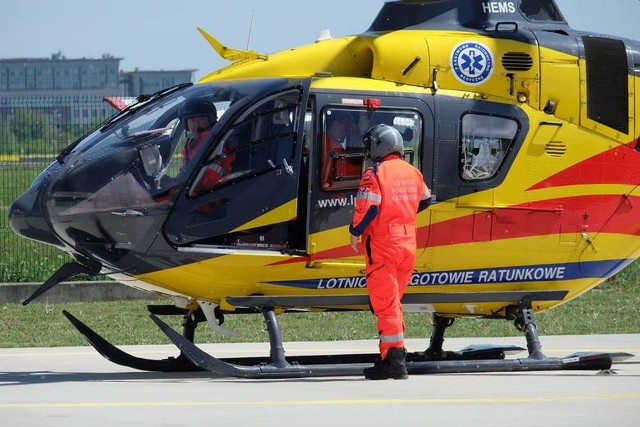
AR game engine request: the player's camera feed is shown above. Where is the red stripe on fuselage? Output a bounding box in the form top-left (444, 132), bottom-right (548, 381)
top-left (271, 193), bottom-right (640, 266)
top-left (528, 143), bottom-right (640, 191)
top-left (422, 194), bottom-right (640, 248)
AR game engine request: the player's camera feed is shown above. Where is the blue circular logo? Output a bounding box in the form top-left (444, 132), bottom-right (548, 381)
top-left (451, 41), bottom-right (494, 86)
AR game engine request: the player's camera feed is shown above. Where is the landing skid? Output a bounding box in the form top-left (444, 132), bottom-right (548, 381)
top-left (63, 310), bottom-right (202, 372)
top-left (63, 305), bottom-right (519, 372)
top-left (149, 300), bottom-right (623, 379)
top-left (64, 298), bottom-right (633, 379)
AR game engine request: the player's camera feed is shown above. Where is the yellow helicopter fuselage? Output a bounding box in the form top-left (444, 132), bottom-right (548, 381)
top-left (10, 0), bottom-right (640, 321)
top-left (125, 25), bottom-right (640, 317)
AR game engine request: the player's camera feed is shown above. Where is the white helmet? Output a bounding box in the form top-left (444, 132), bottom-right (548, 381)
top-left (363, 124), bottom-right (404, 161)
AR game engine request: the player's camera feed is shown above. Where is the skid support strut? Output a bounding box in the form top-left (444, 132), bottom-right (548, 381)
top-left (421, 314), bottom-right (521, 361)
top-left (511, 297), bottom-right (545, 359)
top-left (262, 307), bottom-right (291, 369)
top-left (423, 315), bottom-right (455, 360)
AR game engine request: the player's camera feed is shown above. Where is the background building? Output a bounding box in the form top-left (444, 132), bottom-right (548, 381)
top-left (121, 69), bottom-right (195, 97)
top-left (0, 53), bottom-right (195, 127)
top-left (0, 52), bottom-right (122, 96)
top-left (0, 52), bottom-right (195, 96)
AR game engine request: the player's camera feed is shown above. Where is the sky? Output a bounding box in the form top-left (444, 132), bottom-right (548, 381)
top-left (2, 0), bottom-right (640, 81)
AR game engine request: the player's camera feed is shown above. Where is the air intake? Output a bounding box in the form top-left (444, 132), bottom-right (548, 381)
top-left (502, 52), bottom-right (534, 71)
top-left (545, 141), bottom-right (567, 158)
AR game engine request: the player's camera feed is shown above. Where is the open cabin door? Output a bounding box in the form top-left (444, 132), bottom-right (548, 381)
top-left (164, 85), bottom-right (309, 251)
top-left (306, 92), bottom-right (435, 263)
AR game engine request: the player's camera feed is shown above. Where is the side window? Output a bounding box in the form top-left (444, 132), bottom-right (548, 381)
top-left (392, 114), bottom-right (421, 169)
top-left (459, 114), bottom-right (518, 181)
top-left (321, 109), bottom-right (365, 190)
top-left (320, 108), bottom-right (422, 191)
top-left (518, 0), bottom-right (564, 22)
top-left (189, 90), bottom-right (300, 197)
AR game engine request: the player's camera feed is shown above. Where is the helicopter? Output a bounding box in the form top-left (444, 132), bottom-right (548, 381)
top-left (9, 0), bottom-right (640, 378)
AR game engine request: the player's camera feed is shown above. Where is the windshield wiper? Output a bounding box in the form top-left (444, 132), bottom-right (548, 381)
top-left (100, 82), bottom-right (192, 132)
top-left (120, 126), bottom-right (175, 141)
top-left (56, 83), bottom-right (192, 165)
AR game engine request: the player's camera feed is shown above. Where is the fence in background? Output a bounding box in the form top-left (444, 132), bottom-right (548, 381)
top-left (0, 95), bottom-right (118, 282)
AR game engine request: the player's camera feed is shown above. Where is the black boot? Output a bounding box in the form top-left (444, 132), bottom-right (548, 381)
top-left (363, 347), bottom-right (408, 380)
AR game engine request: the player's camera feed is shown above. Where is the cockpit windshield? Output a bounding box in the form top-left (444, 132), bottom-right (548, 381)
top-left (49, 78), bottom-right (293, 216)
top-left (62, 79), bottom-right (288, 163)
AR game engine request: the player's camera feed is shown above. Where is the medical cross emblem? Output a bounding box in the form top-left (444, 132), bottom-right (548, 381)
top-left (461, 50), bottom-right (484, 75)
top-left (451, 41), bottom-right (494, 85)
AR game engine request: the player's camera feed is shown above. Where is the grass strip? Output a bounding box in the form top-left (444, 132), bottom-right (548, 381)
top-left (1, 275), bottom-right (638, 348)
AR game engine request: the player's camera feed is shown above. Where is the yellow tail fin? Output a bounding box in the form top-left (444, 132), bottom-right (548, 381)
top-left (197, 27), bottom-right (268, 62)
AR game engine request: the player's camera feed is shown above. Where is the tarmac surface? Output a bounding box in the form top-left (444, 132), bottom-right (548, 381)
top-left (1, 334), bottom-right (639, 427)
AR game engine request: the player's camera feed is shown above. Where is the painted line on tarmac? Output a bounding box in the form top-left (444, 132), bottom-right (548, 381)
top-left (2, 394), bottom-right (640, 409)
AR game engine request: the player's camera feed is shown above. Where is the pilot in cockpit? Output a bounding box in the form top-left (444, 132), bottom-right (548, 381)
top-left (178, 98), bottom-right (237, 196)
top-left (178, 99), bottom-right (218, 170)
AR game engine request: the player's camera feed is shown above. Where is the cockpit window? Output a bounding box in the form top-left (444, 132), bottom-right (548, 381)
top-left (189, 89), bottom-right (301, 197)
top-left (51, 79), bottom-right (292, 216)
top-left (321, 107), bottom-right (422, 191)
top-left (114, 98), bottom-right (184, 141)
top-left (518, 0), bottom-right (565, 22)
top-left (459, 114), bottom-right (518, 181)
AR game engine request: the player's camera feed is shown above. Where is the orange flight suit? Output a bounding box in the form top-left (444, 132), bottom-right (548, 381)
top-left (181, 131), bottom-right (209, 170)
top-left (182, 132), bottom-right (236, 196)
top-left (321, 136), bottom-right (361, 189)
top-left (191, 145), bottom-right (236, 195)
top-left (350, 154), bottom-right (429, 359)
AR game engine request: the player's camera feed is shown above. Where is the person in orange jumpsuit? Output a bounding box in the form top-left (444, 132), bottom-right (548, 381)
top-left (179, 99), bottom-right (218, 171)
top-left (349, 124), bottom-right (432, 380)
top-left (321, 112), bottom-right (349, 189)
top-left (177, 98), bottom-right (236, 196)
top-left (321, 111), bottom-right (362, 189)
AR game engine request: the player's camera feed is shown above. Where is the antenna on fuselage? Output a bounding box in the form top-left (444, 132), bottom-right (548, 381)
top-left (246, 9), bottom-right (255, 50)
